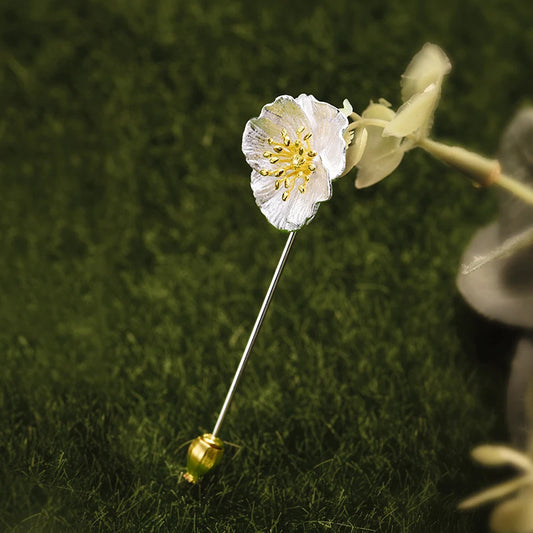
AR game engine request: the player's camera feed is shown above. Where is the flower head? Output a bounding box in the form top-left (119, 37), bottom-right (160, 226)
top-left (242, 94), bottom-right (348, 231)
top-left (459, 445), bottom-right (533, 533)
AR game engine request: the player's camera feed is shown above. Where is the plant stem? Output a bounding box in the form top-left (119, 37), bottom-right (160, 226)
top-left (418, 138), bottom-right (533, 206)
top-left (495, 173), bottom-right (533, 205)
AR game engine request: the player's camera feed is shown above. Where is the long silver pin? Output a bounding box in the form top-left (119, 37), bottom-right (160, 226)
top-left (184, 231), bottom-right (297, 483)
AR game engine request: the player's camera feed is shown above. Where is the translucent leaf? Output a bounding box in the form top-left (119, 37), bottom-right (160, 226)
top-left (383, 84), bottom-right (439, 138)
top-left (355, 150), bottom-right (403, 188)
top-left (400, 43), bottom-right (451, 102)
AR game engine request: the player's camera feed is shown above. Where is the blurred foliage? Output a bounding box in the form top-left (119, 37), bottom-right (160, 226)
top-left (0, 0), bottom-right (532, 531)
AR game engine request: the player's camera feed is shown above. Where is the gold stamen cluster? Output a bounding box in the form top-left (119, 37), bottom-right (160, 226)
top-left (260, 126), bottom-right (317, 201)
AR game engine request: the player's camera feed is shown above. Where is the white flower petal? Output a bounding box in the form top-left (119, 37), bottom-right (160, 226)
top-left (261, 95), bottom-right (311, 135)
top-left (242, 96), bottom-right (310, 172)
top-left (242, 116), bottom-right (283, 171)
top-left (400, 43), bottom-right (451, 102)
top-left (290, 162), bottom-right (332, 226)
top-left (383, 83), bottom-right (439, 138)
top-left (490, 490), bottom-right (533, 533)
top-left (250, 162), bottom-right (331, 231)
top-left (295, 94), bottom-right (348, 179)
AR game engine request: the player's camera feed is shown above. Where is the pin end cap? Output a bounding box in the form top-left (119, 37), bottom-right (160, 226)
top-left (183, 433), bottom-right (224, 484)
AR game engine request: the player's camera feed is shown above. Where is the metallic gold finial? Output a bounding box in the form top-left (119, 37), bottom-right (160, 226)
top-left (183, 433), bottom-right (224, 484)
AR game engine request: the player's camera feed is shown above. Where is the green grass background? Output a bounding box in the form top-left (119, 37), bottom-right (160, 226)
top-left (1, 0), bottom-right (532, 531)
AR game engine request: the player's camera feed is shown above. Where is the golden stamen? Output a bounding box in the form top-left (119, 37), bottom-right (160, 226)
top-left (261, 124), bottom-right (317, 201)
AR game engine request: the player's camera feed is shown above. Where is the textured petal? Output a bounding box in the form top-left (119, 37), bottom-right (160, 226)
top-left (490, 490), bottom-right (533, 533)
top-left (384, 83), bottom-right (439, 138)
top-left (355, 102), bottom-right (403, 188)
top-left (295, 94), bottom-right (348, 179)
top-left (289, 162), bottom-right (332, 227)
top-left (262, 95), bottom-right (310, 135)
top-left (250, 161), bottom-right (331, 231)
top-left (242, 95), bottom-right (310, 172)
top-left (242, 116), bottom-right (283, 171)
top-left (401, 43), bottom-right (451, 102)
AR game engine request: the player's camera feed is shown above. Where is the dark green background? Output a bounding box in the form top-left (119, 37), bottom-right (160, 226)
top-left (1, 0), bottom-right (531, 531)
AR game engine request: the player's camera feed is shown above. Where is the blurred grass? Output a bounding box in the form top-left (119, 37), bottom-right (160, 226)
top-left (0, 0), bottom-right (532, 531)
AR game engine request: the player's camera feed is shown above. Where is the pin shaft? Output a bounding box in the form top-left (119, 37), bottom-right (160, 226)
top-left (211, 231), bottom-right (296, 438)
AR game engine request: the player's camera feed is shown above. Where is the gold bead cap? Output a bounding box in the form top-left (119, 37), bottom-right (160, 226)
top-left (183, 433), bottom-right (224, 484)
